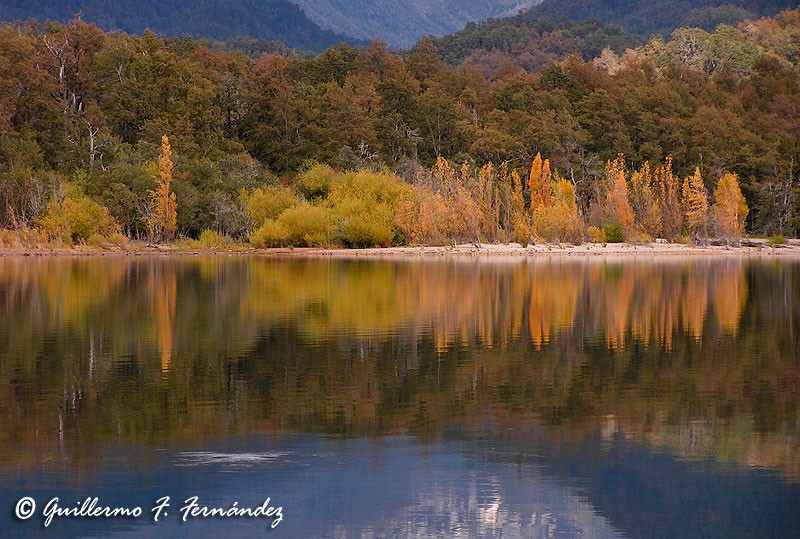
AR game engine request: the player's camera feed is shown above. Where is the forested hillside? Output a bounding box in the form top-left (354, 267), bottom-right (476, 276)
top-left (0, 10), bottom-right (798, 248)
top-left (525, 0), bottom-right (796, 36)
top-left (433, 17), bottom-right (644, 70)
top-left (0, 0), bottom-right (361, 51)
top-left (292, 0), bottom-right (541, 48)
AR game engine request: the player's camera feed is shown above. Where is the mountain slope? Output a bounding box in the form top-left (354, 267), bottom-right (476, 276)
top-left (0, 0), bottom-right (362, 52)
top-left (434, 17), bottom-right (643, 70)
top-left (292, 0), bottom-right (544, 48)
top-left (525, 0), bottom-right (797, 36)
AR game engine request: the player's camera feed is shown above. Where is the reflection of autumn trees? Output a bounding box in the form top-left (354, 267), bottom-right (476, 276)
top-left (0, 256), bottom-right (798, 479)
top-left (711, 260), bottom-right (748, 337)
top-left (151, 264), bottom-right (177, 374)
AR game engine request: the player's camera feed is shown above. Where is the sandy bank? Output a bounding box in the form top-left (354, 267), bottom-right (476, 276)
top-left (2, 240), bottom-right (799, 259)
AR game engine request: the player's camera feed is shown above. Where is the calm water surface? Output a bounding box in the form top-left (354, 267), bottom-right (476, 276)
top-left (0, 255), bottom-right (798, 538)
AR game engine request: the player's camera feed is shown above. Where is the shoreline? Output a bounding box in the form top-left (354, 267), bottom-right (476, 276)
top-left (2, 241), bottom-right (800, 259)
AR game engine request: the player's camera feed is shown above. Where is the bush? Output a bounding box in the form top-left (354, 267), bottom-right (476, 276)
top-left (0, 227), bottom-right (49, 248)
top-left (295, 164), bottom-right (335, 200)
top-left (329, 170), bottom-right (411, 246)
top-left (241, 186), bottom-right (299, 225)
top-left (587, 226), bottom-right (606, 243)
top-left (66, 197), bottom-right (120, 241)
top-left (602, 223), bottom-right (624, 243)
top-left (106, 233), bottom-right (129, 247)
top-left (250, 219), bottom-right (289, 248)
top-left (334, 201), bottom-right (395, 247)
top-left (329, 170), bottom-right (410, 206)
top-left (195, 229), bottom-right (229, 248)
top-left (0, 229), bottom-right (13, 247)
top-left (278, 203), bottom-right (330, 246)
top-left (37, 193), bottom-right (120, 244)
top-left (767, 234), bottom-right (788, 245)
top-left (87, 233), bottom-right (107, 248)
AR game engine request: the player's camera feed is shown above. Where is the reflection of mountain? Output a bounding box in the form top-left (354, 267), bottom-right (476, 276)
top-left (0, 256), bottom-right (798, 481)
top-left (1, 434), bottom-right (798, 538)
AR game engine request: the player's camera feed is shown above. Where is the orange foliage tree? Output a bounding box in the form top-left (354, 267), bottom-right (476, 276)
top-left (629, 162), bottom-right (661, 240)
top-left (144, 135), bottom-right (178, 241)
top-left (528, 152), bottom-right (552, 210)
top-left (653, 156), bottom-right (682, 241)
top-left (600, 155), bottom-right (636, 241)
top-left (713, 172), bottom-right (749, 242)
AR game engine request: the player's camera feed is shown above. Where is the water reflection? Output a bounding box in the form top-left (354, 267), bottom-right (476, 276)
top-left (0, 255), bottom-right (798, 487)
top-left (2, 432), bottom-right (799, 539)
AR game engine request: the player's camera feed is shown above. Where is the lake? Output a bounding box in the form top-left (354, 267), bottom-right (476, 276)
top-left (0, 254), bottom-right (798, 538)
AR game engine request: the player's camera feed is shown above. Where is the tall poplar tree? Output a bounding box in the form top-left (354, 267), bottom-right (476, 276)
top-left (144, 135), bottom-right (178, 241)
top-left (682, 167), bottom-right (709, 239)
top-left (528, 152), bottom-right (552, 210)
top-left (713, 172), bottom-right (748, 242)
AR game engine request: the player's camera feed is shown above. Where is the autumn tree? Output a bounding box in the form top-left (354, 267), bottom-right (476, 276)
top-left (426, 157), bottom-right (481, 244)
top-left (598, 155), bottom-right (636, 241)
top-left (499, 162), bottom-right (529, 245)
top-left (629, 162), bottom-right (661, 240)
top-left (713, 172), bottom-right (749, 242)
top-left (533, 175), bottom-right (584, 243)
top-left (682, 167), bottom-right (709, 240)
top-left (528, 152), bottom-right (552, 210)
top-left (653, 156), bottom-right (682, 241)
top-left (470, 162), bottom-right (500, 242)
top-left (144, 135), bottom-right (178, 241)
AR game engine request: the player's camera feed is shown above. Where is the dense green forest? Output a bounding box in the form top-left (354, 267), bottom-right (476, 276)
top-left (433, 17), bottom-right (645, 69)
top-left (525, 0), bottom-right (796, 36)
top-left (0, 9), bottom-right (798, 248)
top-left (0, 0), bottom-right (361, 51)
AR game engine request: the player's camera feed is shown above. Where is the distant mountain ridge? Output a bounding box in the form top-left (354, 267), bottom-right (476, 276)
top-left (0, 0), bottom-right (363, 52)
top-left (524, 0), bottom-right (797, 36)
top-left (3, 0), bottom-right (794, 54)
top-left (292, 0), bottom-right (544, 48)
top-left (433, 17), bottom-right (643, 71)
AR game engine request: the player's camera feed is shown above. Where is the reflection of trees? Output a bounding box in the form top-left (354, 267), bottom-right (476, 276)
top-left (0, 256), bottom-right (797, 480)
top-left (712, 259), bottom-right (748, 336)
top-left (151, 264), bottom-right (177, 375)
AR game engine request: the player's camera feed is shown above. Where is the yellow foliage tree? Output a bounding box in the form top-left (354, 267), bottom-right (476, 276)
top-left (502, 162), bottom-right (529, 244)
top-left (145, 135), bottom-right (178, 241)
top-left (712, 172), bottom-right (748, 242)
top-left (533, 176), bottom-right (584, 243)
top-left (528, 152), bottom-right (552, 210)
top-left (473, 162), bottom-right (500, 242)
top-left (682, 167), bottom-right (709, 239)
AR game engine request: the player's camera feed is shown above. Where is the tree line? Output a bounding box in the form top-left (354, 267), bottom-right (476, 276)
top-left (0, 11), bottom-right (798, 247)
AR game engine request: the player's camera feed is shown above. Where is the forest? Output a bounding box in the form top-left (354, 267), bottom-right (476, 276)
top-left (523, 0), bottom-right (795, 36)
top-left (0, 9), bottom-right (798, 248)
